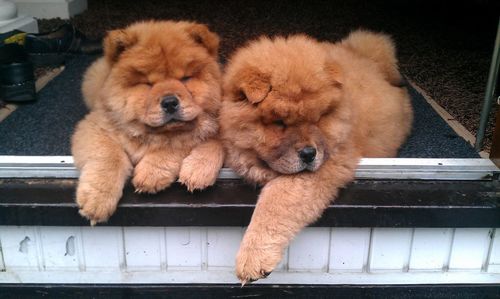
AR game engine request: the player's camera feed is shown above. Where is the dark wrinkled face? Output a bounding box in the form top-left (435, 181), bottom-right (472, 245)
top-left (221, 36), bottom-right (345, 174)
top-left (101, 21), bottom-right (221, 133)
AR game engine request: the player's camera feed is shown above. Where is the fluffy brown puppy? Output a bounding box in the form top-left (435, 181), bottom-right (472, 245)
top-left (72, 21), bottom-right (224, 225)
top-left (220, 30), bottom-right (413, 283)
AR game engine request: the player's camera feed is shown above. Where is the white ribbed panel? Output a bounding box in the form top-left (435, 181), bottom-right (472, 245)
top-left (166, 227), bottom-right (203, 270)
top-left (369, 228), bottom-right (413, 271)
top-left (275, 247), bottom-right (289, 271)
top-left (0, 241), bottom-right (4, 271)
top-left (0, 227), bottom-right (39, 271)
top-left (206, 227), bottom-right (243, 270)
top-left (123, 227), bottom-right (164, 271)
top-left (409, 228), bottom-right (453, 271)
top-left (1, 226), bottom-right (499, 284)
top-left (39, 227), bottom-right (81, 271)
top-left (329, 228), bottom-right (371, 272)
top-left (288, 227), bottom-right (330, 272)
top-left (448, 228), bottom-right (491, 271)
top-left (81, 227), bottom-right (122, 271)
top-left (487, 229), bottom-right (500, 272)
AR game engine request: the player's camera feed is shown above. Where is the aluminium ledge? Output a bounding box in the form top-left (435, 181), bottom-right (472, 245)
top-left (0, 156), bottom-right (498, 181)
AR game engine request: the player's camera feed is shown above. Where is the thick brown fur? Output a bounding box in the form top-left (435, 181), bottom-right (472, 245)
top-left (220, 30), bottom-right (413, 283)
top-left (72, 21), bottom-right (225, 225)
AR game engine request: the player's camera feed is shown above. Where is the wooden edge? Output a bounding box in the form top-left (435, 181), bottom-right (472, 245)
top-left (0, 66), bottom-right (65, 123)
top-left (0, 103), bottom-right (17, 123)
top-left (34, 66), bottom-right (65, 91)
top-left (406, 78), bottom-right (489, 158)
top-left (489, 105), bottom-right (500, 167)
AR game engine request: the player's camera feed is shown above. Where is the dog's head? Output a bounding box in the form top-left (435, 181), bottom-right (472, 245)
top-left (221, 35), bottom-right (350, 174)
top-left (100, 21), bottom-right (221, 134)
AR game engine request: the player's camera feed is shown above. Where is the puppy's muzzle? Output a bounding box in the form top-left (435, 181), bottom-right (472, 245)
top-left (161, 94), bottom-right (180, 114)
top-left (298, 146), bottom-right (316, 164)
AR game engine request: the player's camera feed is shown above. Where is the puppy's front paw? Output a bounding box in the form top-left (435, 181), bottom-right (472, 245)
top-left (178, 155), bottom-right (219, 192)
top-left (132, 164), bottom-right (176, 194)
top-left (77, 185), bottom-right (119, 225)
top-left (236, 235), bottom-right (283, 285)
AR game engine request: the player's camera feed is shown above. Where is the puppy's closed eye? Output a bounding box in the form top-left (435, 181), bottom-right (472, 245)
top-left (237, 90), bottom-right (248, 102)
top-left (272, 119), bottom-right (287, 129)
top-left (128, 70), bottom-right (152, 87)
top-left (181, 76), bottom-right (193, 83)
top-left (140, 79), bottom-right (153, 87)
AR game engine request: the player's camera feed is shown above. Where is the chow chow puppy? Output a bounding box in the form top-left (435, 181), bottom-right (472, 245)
top-left (72, 21), bottom-right (224, 225)
top-left (220, 30), bottom-right (413, 283)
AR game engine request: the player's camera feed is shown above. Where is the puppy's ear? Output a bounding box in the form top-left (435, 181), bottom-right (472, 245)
top-left (239, 69), bottom-right (271, 104)
top-left (324, 59), bottom-right (343, 88)
top-left (103, 28), bottom-right (138, 63)
top-left (185, 23), bottom-right (220, 57)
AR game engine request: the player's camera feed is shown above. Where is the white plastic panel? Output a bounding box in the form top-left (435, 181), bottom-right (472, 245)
top-left (487, 229), bottom-right (500, 272)
top-left (81, 227), bottom-right (123, 271)
top-left (123, 227), bottom-right (165, 271)
top-left (448, 228), bottom-right (491, 271)
top-left (39, 227), bottom-right (80, 271)
top-left (0, 242), bottom-right (4, 271)
top-left (409, 228), bottom-right (453, 271)
top-left (1, 226), bottom-right (499, 284)
top-left (369, 228), bottom-right (413, 271)
top-left (288, 227), bottom-right (330, 272)
top-left (166, 227), bottom-right (203, 270)
top-left (329, 228), bottom-right (371, 272)
top-left (275, 248), bottom-right (289, 271)
top-left (207, 227), bottom-right (243, 269)
top-left (0, 226), bottom-right (39, 270)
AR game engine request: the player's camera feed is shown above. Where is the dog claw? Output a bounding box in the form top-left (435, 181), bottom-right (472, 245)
top-left (240, 277), bottom-right (259, 287)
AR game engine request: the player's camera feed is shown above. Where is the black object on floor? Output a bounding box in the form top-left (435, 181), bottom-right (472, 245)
top-left (25, 23), bottom-right (102, 67)
top-left (0, 43), bottom-right (35, 103)
top-left (0, 55), bottom-right (479, 158)
top-left (0, 55), bottom-right (93, 155)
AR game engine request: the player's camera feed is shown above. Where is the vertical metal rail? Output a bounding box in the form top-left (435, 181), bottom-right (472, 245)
top-left (475, 18), bottom-right (500, 150)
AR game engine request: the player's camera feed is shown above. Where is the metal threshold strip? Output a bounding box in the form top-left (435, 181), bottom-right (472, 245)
top-left (0, 156), bottom-right (498, 180)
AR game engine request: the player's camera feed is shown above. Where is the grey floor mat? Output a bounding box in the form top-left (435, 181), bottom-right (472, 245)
top-left (0, 55), bottom-right (479, 158)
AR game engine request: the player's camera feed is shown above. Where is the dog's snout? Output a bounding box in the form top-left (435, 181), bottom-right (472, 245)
top-left (161, 95), bottom-right (180, 114)
top-left (299, 146), bottom-right (317, 164)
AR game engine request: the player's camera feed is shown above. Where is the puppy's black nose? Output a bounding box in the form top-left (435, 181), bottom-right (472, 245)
top-left (161, 95), bottom-right (179, 114)
top-left (299, 146), bottom-right (316, 164)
